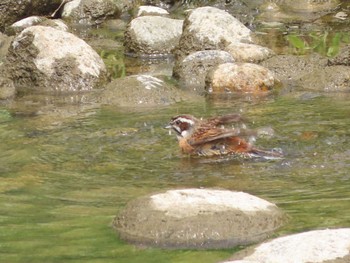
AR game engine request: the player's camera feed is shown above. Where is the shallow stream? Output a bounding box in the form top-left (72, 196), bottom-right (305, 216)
top-left (1, 92), bottom-right (349, 262)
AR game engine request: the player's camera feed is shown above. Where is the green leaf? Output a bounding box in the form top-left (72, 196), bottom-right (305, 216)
top-left (327, 33), bottom-right (341, 57)
top-left (287, 35), bottom-right (306, 49)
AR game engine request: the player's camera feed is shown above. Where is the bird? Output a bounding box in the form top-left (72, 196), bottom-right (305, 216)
top-left (165, 113), bottom-right (283, 159)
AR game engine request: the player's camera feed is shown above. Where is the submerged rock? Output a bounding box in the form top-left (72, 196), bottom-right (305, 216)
top-left (114, 188), bottom-right (285, 249)
top-left (280, 0), bottom-right (339, 13)
top-left (174, 6), bottom-right (252, 61)
top-left (173, 50), bottom-right (234, 94)
top-left (225, 228), bottom-right (350, 263)
top-left (258, 0), bottom-right (339, 24)
top-left (124, 16), bottom-right (183, 57)
top-left (100, 75), bottom-right (197, 107)
top-left (5, 25), bottom-right (107, 93)
top-left (261, 54), bottom-right (328, 87)
top-left (261, 54), bottom-right (350, 92)
top-left (206, 63), bottom-right (276, 94)
top-left (297, 65), bottom-right (350, 92)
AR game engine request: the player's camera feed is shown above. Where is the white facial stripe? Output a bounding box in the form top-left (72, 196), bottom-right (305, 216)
top-left (175, 117), bottom-right (195, 126)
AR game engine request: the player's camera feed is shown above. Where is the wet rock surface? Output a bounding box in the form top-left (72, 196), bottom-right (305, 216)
top-left (297, 65), bottom-right (350, 92)
top-left (173, 50), bottom-right (234, 94)
top-left (257, 0), bottom-right (339, 24)
top-left (260, 54), bottom-right (328, 88)
top-left (224, 228), bottom-right (350, 263)
top-left (261, 53), bottom-right (350, 92)
top-left (280, 0), bottom-right (339, 13)
top-left (206, 63), bottom-right (277, 94)
top-left (5, 25), bottom-right (107, 94)
top-left (114, 188), bottom-right (285, 249)
top-left (100, 75), bottom-right (199, 107)
top-left (124, 16), bottom-right (183, 57)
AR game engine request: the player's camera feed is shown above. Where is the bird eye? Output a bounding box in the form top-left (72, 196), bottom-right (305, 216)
top-left (175, 120), bottom-right (180, 125)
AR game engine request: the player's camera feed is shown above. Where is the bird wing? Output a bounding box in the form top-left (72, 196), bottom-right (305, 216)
top-left (188, 128), bottom-right (241, 146)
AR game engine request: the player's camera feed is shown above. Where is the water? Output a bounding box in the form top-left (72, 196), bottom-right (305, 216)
top-left (0, 93), bottom-right (349, 262)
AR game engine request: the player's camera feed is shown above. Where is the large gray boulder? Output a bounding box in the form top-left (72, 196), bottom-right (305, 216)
top-left (174, 6), bottom-right (252, 61)
top-left (124, 16), bottom-right (183, 57)
top-left (114, 188), bottom-right (285, 249)
top-left (62, 0), bottom-right (118, 25)
top-left (5, 25), bottom-right (107, 93)
top-left (225, 228), bottom-right (350, 263)
top-left (173, 50), bottom-right (234, 94)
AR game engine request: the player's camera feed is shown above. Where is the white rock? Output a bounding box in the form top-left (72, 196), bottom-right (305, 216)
top-left (8, 25), bottom-right (106, 92)
top-left (188, 7), bottom-right (251, 44)
top-left (11, 16), bottom-right (42, 28)
top-left (115, 188), bottom-right (285, 249)
top-left (137, 6), bottom-right (169, 17)
top-left (225, 43), bottom-right (274, 63)
top-left (125, 16), bottom-right (183, 55)
top-left (12, 26), bottom-right (104, 77)
top-left (10, 17), bottom-right (68, 34)
top-left (151, 189), bottom-right (276, 218)
top-left (227, 228), bottom-right (350, 263)
top-left (62, 0), bottom-right (81, 17)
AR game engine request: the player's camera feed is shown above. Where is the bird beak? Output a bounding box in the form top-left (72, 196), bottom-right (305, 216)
top-left (164, 123), bottom-right (172, 129)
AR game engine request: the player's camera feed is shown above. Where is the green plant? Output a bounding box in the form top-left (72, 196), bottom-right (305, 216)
top-left (100, 50), bottom-right (126, 79)
top-left (286, 31), bottom-right (350, 57)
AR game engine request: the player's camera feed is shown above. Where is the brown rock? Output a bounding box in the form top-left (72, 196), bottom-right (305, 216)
top-left (206, 63), bottom-right (277, 93)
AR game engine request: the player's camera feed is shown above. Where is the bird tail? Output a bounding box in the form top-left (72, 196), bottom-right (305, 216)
top-left (248, 147), bottom-right (284, 160)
